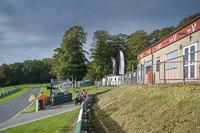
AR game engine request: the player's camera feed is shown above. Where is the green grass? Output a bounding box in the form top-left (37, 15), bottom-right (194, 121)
top-left (22, 85), bottom-right (114, 114)
top-left (0, 84), bottom-right (49, 103)
top-left (0, 108), bottom-right (80, 133)
top-left (21, 84), bottom-right (51, 114)
top-left (88, 84), bottom-right (200, 133)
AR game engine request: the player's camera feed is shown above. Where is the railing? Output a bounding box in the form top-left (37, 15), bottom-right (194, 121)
top-left (75, 97), bottom-right (93, 133)
top-left (0, 88), bottom-right (20, 98)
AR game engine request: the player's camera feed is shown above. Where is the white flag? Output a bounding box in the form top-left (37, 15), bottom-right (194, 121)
top-left (119, 51), bottom-right (125, 74)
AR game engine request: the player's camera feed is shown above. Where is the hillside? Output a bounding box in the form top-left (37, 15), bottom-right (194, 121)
top-left (88, 84), bottom-right (200, 133)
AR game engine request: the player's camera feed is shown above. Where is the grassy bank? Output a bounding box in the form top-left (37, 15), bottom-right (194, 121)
top-left (88, 84), bottom-right (200, 133)
top-left (0, 108), bottom-right (80, 133)
top-left (0, 84), bottom-right (49, 103)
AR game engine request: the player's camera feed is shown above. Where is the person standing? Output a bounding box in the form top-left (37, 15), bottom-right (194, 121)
top-left (37, 92), bottom-right (49, 109)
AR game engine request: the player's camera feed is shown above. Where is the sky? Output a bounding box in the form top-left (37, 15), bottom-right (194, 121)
top-left (0, 0), bottom-right (200, 65)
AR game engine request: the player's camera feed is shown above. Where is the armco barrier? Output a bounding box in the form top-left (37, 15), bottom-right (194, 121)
top-left (0, 88), bottom-right (20, 98)
top-left (52, 92), bottom-right (72, 106)
top-left (75, 97), bottom-right (94, 133)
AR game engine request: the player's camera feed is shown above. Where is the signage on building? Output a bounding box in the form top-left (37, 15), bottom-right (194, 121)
top-left (137, 18), bottom-right (200, 60)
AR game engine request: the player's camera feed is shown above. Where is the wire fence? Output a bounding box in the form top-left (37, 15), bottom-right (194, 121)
top-left (95, 50), bottom-right (200, 86)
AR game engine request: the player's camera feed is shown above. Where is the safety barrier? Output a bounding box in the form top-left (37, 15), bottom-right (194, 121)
top-left (75, 97), bottom-right (93, 133)
top-left (52, 92), bottom-right (72, 106)
top-left (0, 88), bottom-right (20, 98)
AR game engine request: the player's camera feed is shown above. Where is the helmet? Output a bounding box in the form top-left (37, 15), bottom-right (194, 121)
top-left (83, 89), bottom-right (85, 91)
top-left (76, 90), bottom-right (79, 93)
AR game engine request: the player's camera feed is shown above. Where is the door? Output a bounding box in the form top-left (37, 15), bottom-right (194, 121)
top-left (183, 43), bottom-right (197, 79)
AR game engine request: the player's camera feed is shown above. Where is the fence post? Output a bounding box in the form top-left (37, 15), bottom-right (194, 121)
top-left (36, 99), bottom-right (39, 111)
top-left (182, 56), bottom-right (185, 84)
top-left (164, 61), bottom-right (166, 84)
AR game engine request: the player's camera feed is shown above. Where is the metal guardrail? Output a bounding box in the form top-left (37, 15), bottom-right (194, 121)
top-left (75, 97), bottom-right (93, 133)
top-left (0, 88), bottom-right (20, 98)
top-left (52, 92), bottom-right (72, 106)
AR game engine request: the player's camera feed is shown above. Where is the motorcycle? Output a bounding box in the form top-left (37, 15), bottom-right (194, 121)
top-left (74, 95), bottom-right (83, 105)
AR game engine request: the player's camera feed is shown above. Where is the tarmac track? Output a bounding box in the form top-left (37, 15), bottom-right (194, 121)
top-left (0, 88), bottom-right (41, 125)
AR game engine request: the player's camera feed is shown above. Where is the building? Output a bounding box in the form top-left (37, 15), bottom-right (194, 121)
top-left (137, 16), bottom-right (200, 84)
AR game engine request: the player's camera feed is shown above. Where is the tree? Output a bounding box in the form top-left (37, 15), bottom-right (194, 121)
top-left (9, 62), bottom-right (24, 85)
top-left (53, 26), bottom-right (88, 83)
top-left (177, 13), bottom-right (200, 29)
top-left (148, 27), bottom-right (175, 46)
top-left (127, 30), bottom-right (149, 71)
top-left (89, 31), bottom-right (128, 80)
top-left (90, 30), bottom-right (112, 80)
top-left (0, 64), bottom-right (9, 87)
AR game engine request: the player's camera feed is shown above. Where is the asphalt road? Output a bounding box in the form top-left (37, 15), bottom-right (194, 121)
top-left (0, 101), bottom-right (79, 130)
top-left (0, 88), bottom-right (41, 125)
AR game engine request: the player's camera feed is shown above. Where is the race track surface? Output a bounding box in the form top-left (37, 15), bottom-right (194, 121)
top-left (0, 88), bottom-right (41, 124)
top-left (0, 101), bottom-right (79, 130)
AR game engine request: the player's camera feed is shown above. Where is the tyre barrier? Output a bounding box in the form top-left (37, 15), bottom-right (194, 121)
top-left (75, 96), bottom-right (94, 133)
top-left (0, 88), bottom-right (20, 98)
top-left (52, 92), bottom-right (72, 106)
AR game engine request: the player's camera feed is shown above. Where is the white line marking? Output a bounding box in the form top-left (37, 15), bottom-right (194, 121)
top-left (0, 106), bottom-right (80, 131)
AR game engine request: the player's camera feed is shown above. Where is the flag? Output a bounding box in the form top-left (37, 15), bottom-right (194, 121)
top-left (29, 93), bottom-right (36, 102)
top-left (119, 50), bottom-right (125, 75)
top-left (111, 57), bottom-right (117, 74)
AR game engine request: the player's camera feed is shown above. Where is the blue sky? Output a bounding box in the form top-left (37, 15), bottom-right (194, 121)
top-left (0, 0), bottom-right (199, 65)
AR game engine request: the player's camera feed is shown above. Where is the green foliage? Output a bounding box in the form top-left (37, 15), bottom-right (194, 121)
top-left (89, 30), bottom-right (128, 80)
top-left (0, 64), bottom-right (9, 86)
top-left (52, 26), bottom-right (88, 82)
top-left (1, 108), bottom-right (80, 133)
top-left (0, 60), bottom-right (53, 87)
top-left (127, 30), bottom-right (149, 71)
top-left (177, 13), bottom-right (200, 29)
top-left (148, 27), bottom-right (175, 46)
top-left (0, 83), bottom-right (49, 103)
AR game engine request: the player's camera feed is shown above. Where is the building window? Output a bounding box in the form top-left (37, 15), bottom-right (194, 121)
top-left (145, 60), bottom-right (152, 74)
top-left (156, 57), bottom-right (160, 72)
top-left (165, 50), bottom-right (178, 70)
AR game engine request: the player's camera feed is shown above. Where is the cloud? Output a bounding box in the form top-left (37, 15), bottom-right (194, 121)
top-left (0, 0), bottom-right (200, 65)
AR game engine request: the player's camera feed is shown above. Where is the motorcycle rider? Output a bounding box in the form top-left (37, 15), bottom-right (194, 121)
top-left (74, 89), bottom-right (82, 105)
top-left (75, 90), bottom-right (81, 99)
top-left (81, 89), bottom-right (87, 100)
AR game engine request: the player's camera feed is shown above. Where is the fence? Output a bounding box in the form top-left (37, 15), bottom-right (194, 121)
top-left (95, 50), bottom-right (200, 86)
top-left (159, 61), bottom-right (200, 81)
top-left (95, 71), bottom-right (138, 87)
top-left (158, 50), bottom-right (200, 83)
top-left (0, 88), bottom-right (20, 98)
top-left (52, 92), bottom-right (72, 106)
top-left (75, 97), bottom-right (94, 133)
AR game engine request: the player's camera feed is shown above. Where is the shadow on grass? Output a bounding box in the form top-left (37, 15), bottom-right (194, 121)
top-left (87, 96), bottom-right (125, 133)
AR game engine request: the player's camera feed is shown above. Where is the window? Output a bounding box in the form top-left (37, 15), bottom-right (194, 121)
top-left (156, 57), bottom-right (160, 72)
top-left (145, 60), bottom-right (152, 74)
top-left (165, 50), bottom-right (178, 70)
top-left (183, 43), bottom-right (197, 79)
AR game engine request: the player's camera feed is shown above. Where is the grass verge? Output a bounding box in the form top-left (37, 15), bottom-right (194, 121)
top-left (0, 108), bottom-right (80, 133)
top-left (88, 84), bottom-right (200, 133)
top-left (0, 84), bottom-right (49, 103)
top-left (21, 84), bottom-right (51, 114)
top-left (22, 86), bottom-right (114, 114)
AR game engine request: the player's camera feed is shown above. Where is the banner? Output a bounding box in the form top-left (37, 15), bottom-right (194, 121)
top-left (119, 51), bottom-right (125, 75)
top-left (111, 57), bottom-right (117, 74)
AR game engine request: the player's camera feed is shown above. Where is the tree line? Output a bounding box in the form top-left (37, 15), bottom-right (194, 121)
top-left (0, 59), bottom-right (54, 87)
top-left (0, 13), bottom-right (199, 87)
